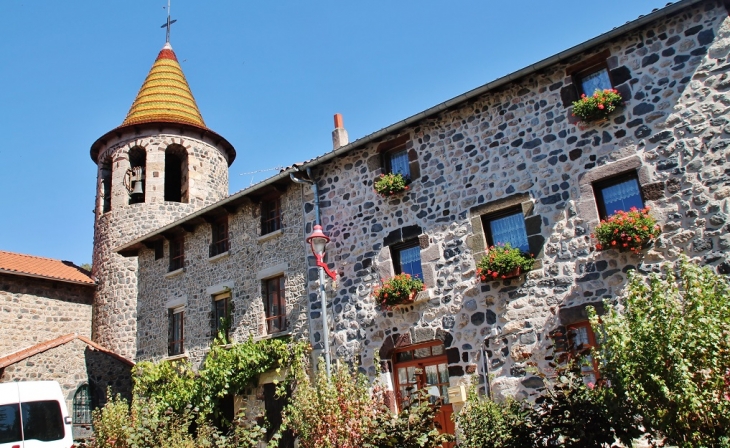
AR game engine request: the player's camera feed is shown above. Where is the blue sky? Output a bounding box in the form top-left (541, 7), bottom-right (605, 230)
top-left (0, 0), bottom-right (669, 265)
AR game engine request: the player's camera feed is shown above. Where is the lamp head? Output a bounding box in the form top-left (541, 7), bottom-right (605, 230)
top-left (306, 224), bottom-right (330, 256)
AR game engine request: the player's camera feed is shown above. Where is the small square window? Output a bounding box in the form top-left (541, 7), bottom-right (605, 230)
top-left (210, 217), bottom-right (229, 257)
top-left (263, 276), bottom-right (286, 334)
top-left (576, 65), bottom-right (613, 96)
top-left (392, 242), bottom-right (423, 280)
top-left (481, 209), bottom-right (530, 253)
top-left (261, 198), bottom-right (282, 235)
top-left (567, 321), bottom-right (599, 385)
top-left (386, 147), bottom-right (410, 178)
top-left (168, 307), bottom-right (184, 356)
top-left (169, 237), bottom-right (184, 272)
top-left (594, 174), bottom-right (644, 220)
top-left (213, 292), bottom-right (231, 339)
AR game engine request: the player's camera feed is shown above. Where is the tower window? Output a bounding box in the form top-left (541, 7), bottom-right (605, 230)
top-left (128, 146), bottom-right (146, 205)
top-left (165, 145), bottom-right (188, 203)
top-left (100, 157), bottom-right (112, 213)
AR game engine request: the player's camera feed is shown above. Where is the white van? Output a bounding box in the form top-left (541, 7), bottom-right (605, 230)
top-left (0, 381), bottom-right (74, 448)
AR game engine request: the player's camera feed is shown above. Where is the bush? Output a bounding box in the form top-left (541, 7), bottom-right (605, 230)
top-left (593, 206), bottom-right (661, 253)
top-left (572, 88), bottom-right (623, 122)
top-left (374, 173), bottom-right (409, 197)
top-left (590, 258), bottom-right (730, 447)
top-left (373, 273), bottom-right (425, 309)
top-left (476, 243), bottom-right (534, 281)
top-left (455, 389), bottom-right (531, 448)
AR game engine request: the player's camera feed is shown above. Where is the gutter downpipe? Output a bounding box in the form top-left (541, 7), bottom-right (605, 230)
top-left (290, 168), bottom-right (331, 379)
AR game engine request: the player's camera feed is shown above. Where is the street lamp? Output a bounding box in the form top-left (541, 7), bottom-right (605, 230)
top-left (306, 224), bottom-right (336, 378)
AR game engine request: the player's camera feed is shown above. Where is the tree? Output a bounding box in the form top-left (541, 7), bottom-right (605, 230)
top-left (590, 258), bottom-right (730, 447)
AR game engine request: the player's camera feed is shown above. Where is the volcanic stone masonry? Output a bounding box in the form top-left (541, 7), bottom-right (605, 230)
top-left (304, 1), bottom-right (730, 399)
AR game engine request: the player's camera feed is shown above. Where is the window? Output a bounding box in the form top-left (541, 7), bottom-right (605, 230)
top-left (0, 403), bottom-right (21, 444)
top-left (20, 400), bottom-right (65, 442)
top-left (169, 236), bottom-right (184, 272)
top-left (481, 208), bottom-right (530, 253)
top-left (263, 276), bottom-right (286, 334)
top-left (164, 145), bottom-right (188, 203)
top-left (594, 173), bottom-right (644, 220)
top-left (213, 292), bottom-right (232, 339)
top-left (100, 157), bottom-right (112, 213)
top-left (72, 384), bottom-right (92, 426)
top-left (567, 321), bottom-right (599, 385)
top-left (210, 217), bottom-right (229, 257)
top-left (386, 147), bottom-right (410, 178)
top-left (261, 198), bottom-right (281, 235)
top-left (154, 240), bottom-right (164, 260)
top-left (575, 64), bottom-right (613, 96)
top-left (168, 307), bottom-right (184, 356)
top-left (128, 146), bottom-right (146, 205)
top-left (392, 242), bottom-right (423, 280)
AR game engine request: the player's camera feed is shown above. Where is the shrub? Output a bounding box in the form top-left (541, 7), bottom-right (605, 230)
top-left (374, 173), bottom-right (409, 197)
top-left (373, 273), bottom-right (425, 309)
top-left (590, 258), bottom-right (730, 447)
top-left (571, 88), bottom-right (623, 122)
top-left (455, 389), bottom-right (531, 448)
top-left (593, 206), bottom-right (661, 253)
top-left (476, 243), bottom-right (534, 281)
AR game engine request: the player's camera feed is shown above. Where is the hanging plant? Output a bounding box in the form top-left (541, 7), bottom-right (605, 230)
top-left (592, 206), bottom-right (661, 253)
top-left (572, 88), bottom-right (623, 122)
top-left (374, 173), bottom-right (410, 197)
top-left (476, 243), bottom-right (535, 281)
top-left (374, 273), bottom-right (425, 309)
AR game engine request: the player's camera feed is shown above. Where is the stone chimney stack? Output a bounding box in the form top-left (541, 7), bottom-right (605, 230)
top-left (332, 113), bottom-right (349, 150)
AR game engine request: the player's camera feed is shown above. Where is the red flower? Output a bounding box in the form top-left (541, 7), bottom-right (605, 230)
top-left (492, 272), bottom-right (499, 278)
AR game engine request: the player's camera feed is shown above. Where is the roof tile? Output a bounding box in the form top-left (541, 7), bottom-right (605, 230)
top-left (0, 250), bottom-right (95, 285)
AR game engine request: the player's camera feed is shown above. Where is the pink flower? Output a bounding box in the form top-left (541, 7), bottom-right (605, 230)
top-left (597, 104), bottom-right (605, 110)
top-left (587, 382), bottom-right (595, 390)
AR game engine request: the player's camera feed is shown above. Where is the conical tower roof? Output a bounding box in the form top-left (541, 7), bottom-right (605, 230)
top-left (91, 43), bottom-right (235, 165)
top-left (122, 42), bottom-right (206, 128)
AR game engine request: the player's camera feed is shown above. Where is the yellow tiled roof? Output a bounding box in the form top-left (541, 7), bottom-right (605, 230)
top-left (121, 42), bottom-right (206, 128)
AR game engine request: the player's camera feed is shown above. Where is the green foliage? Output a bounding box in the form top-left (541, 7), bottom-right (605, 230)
top-left (133, 338), bottom-right (308, 421)
top-left (571, 88), bottom-right (623, 122)
top-left (455, 388), bottom-right (531, 448)
top-left (365, 390), bottom-right (454, 448)
top-left (590, 258), bottom-right (730, 447)
top-left (373, 173), bottom-right (409, 197)
top-left (476, 243), bottom-right (534, 280)
top-left (373, 273), bottom-right (425, 309)
top-left (89, 390), bottom-right (275, 448)
top-left (593, 206), bottom-right (661, 253)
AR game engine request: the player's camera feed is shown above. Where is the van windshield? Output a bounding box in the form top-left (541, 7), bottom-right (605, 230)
top-left (22, 400), bottom-right (65, 442)
top-left (0, 403), bottom-right (22, 444)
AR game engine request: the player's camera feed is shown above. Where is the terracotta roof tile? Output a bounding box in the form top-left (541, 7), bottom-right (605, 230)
top-left (0, 250), bottom-right (95, 285)
top-left (0, 333), bottom-right (134, 369)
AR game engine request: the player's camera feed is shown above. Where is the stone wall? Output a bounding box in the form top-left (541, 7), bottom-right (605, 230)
top-left (0, 273), bottom-right (93, 356)
top-left (303, 2), bottom-right (730, 400)
top-left (135, 183), bottom-right (309, 367)
top-left (92, 131), bottom-right (230, 360)
top-left (0, 339), bottom-right (133, 439)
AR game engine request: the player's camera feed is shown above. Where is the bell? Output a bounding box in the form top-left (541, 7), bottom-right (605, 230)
top-left (131, 181), bottom-right (144, 195)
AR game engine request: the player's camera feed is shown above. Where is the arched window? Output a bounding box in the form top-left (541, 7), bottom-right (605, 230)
top-left (164, 145), bottom-right (188, 203)
top-left (72, 384), bottom-right (92, 426)
top-left (128, 146), bottom-right (146, 205)
top-left (100, 157), bottom-right (112, 213)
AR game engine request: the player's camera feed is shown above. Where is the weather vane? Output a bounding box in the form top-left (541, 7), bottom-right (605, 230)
top-left (161, 0), bottom-right (177, 43)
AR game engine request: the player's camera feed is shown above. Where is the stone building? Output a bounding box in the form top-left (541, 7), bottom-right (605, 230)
top-left (73, 0), bottom-right (730, 440)
top-left (0, 250), bottom-right (133, 439)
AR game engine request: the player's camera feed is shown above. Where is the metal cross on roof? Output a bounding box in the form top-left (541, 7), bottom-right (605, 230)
top-left (161, 0), bottom-right (177, 43)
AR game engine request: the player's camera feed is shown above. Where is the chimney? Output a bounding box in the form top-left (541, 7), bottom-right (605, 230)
top-left (332, 113), bottom-right (349, 150)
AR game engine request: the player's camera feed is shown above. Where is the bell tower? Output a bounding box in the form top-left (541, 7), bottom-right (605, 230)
top-left (89, 41), bottom-right (236, 359)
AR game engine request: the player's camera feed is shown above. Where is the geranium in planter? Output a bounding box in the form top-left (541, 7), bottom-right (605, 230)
top-left (476, 243), bottom-right (535, 282)
top-left (374, 172), bottom-right (410, 197)
top-left (572, 88), bottom-right (623, 123)
top-left (374, 273), bottom-right (425, 309)
top-left (593, 206), bottom-right (661, 253)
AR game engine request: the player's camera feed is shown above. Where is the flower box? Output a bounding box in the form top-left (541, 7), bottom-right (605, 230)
top-left (593, 207), bottom-right (661, 254)
top-left (572, 89), bottom-right (623, 123)
top-left (374, 173), bottom-right (410, 198)
top-left (374, 273), bottom-right (425, 309)
top-left (476, 244), bottom-right (534, 283)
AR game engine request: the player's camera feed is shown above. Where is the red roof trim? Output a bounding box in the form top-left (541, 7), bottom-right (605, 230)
top-left (0, 333), bottom-right (134, 369)
top-left (157, 48), bottom-right (178, 62)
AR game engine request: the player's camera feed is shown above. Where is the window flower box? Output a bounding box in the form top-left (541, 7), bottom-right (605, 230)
top-left (592, 207), bottom-right (661, 254)
top-left (476, 243), bottom-right (534, 282)
top-left (374, 173), bottom-right (410, 198)
top-left (572, 89), bottom-right (623, 123)
top-left (374, 273), bottom-right (425, 309)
